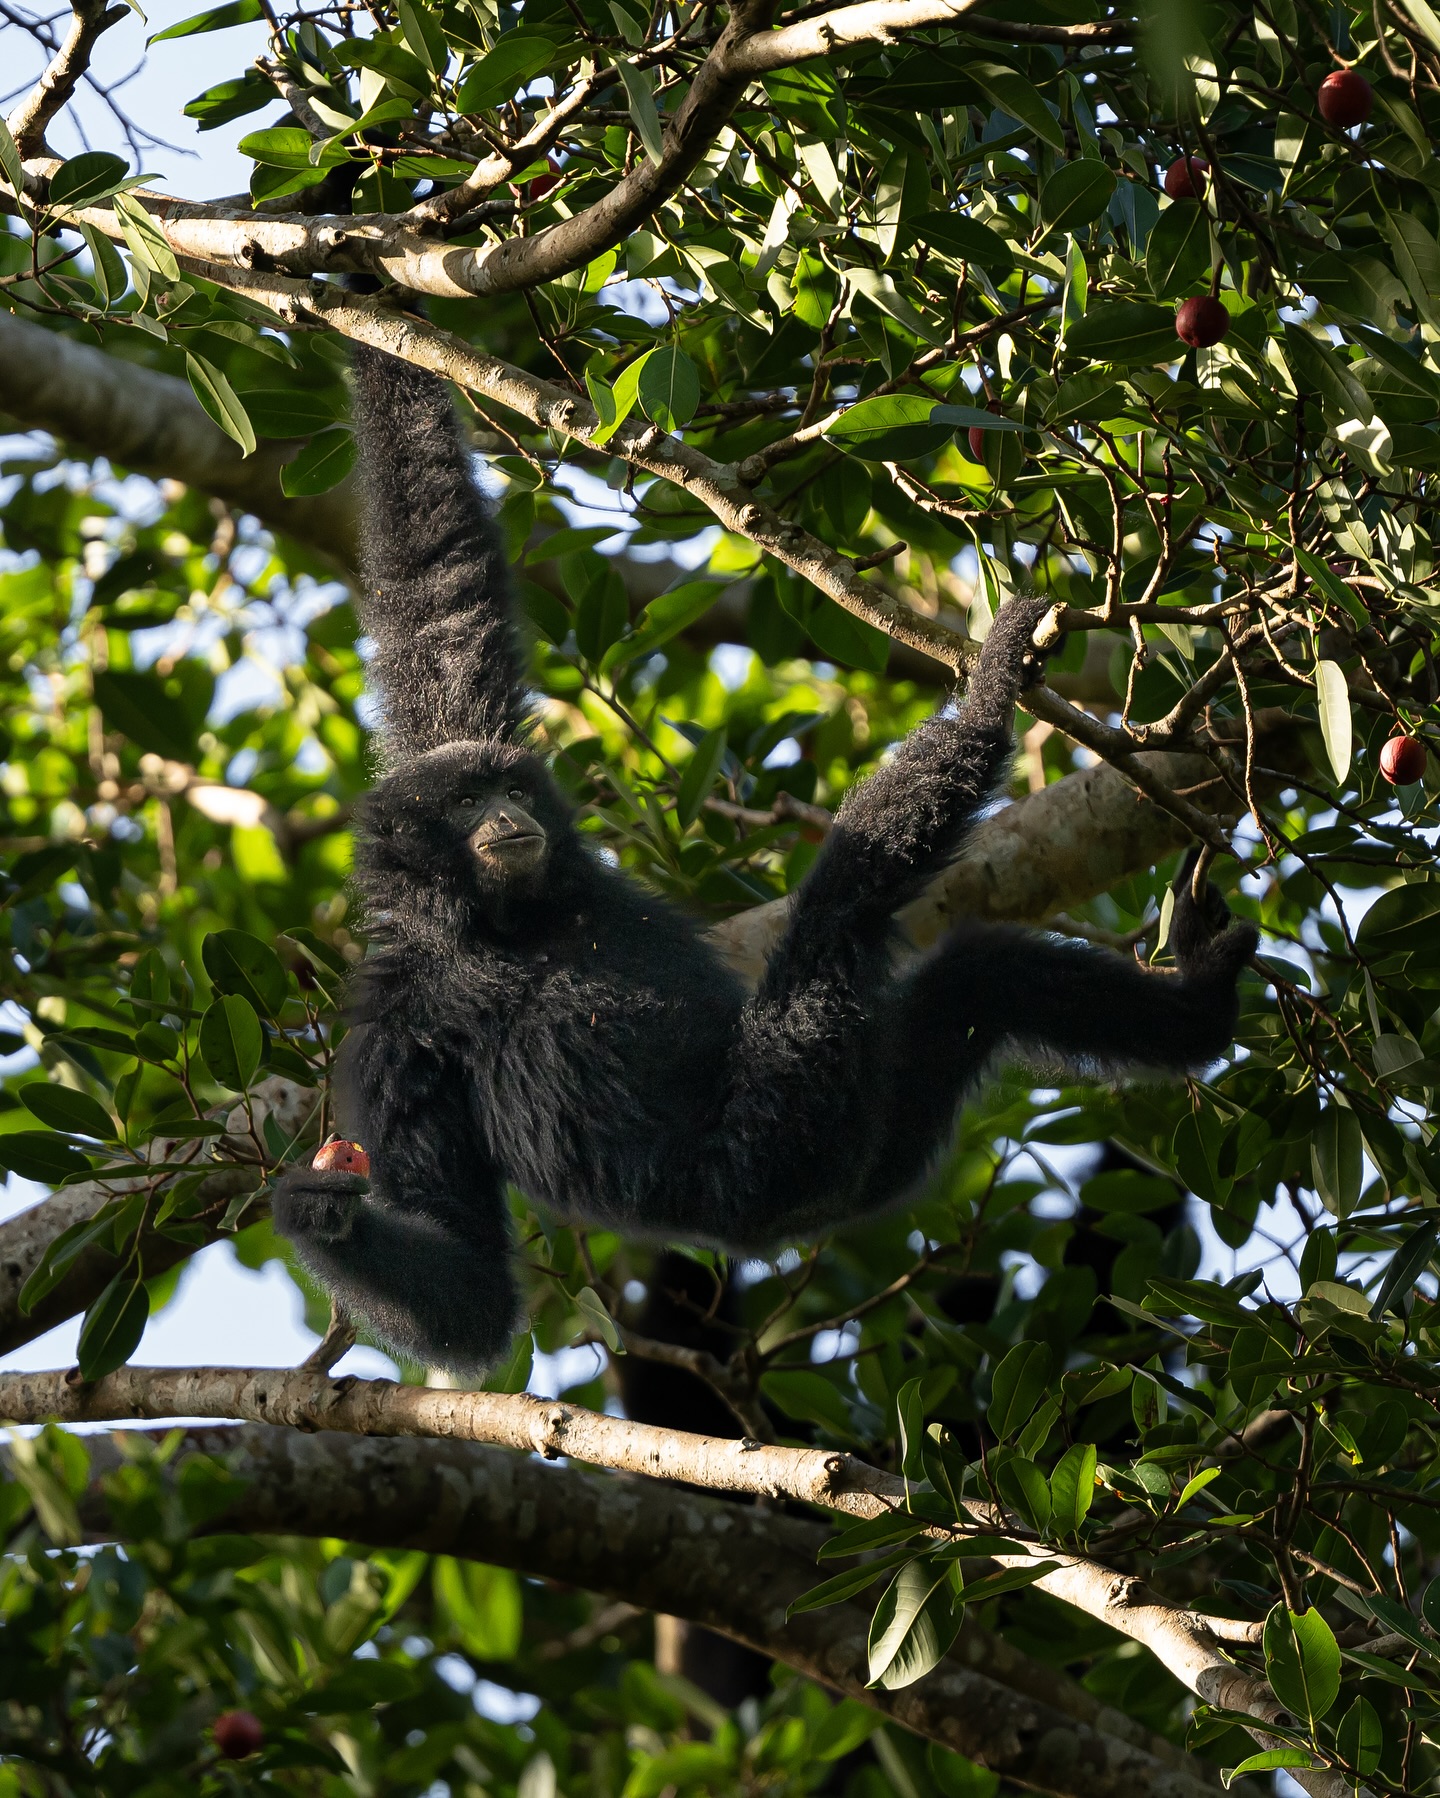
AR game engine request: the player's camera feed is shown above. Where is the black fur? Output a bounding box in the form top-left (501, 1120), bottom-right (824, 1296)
top-left (273, 348), bottom-right (1257, 1373)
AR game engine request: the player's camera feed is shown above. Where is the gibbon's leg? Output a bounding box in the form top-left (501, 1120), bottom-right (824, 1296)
top-left (350, 345), bottom-right (531, 761)
top-left (869, 863), bottom-right (1258, 1194)
top-left (273, 1036), bottom-right (518, 1374)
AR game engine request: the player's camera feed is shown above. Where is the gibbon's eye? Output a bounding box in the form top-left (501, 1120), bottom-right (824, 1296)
top-left (458, 794), bottom-right (475, 807)
top-left (507, 786), bottom-right (525, 801)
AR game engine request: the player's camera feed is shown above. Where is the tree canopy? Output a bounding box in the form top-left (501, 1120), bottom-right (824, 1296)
top-left (3, 0), bottom-right (1440, 1793)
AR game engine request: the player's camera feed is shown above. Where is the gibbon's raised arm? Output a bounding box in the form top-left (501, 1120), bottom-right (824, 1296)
top-left (351, 346), bottom-right (530, 763)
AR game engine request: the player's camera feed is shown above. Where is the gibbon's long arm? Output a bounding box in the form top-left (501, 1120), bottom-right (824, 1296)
top-left (351, 346), bottom-right (530, 763)
top-left (273, 1018), bottom-right (520, 1373)
top-left (762, 596), bottom-right (1053, 998)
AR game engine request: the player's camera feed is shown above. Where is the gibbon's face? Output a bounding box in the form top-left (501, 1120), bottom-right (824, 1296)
top-left (367, 743), bottom-right (563, 899)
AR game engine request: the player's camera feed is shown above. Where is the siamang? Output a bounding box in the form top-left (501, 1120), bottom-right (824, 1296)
top-left (273, 347), bottom-right (1257, 1373)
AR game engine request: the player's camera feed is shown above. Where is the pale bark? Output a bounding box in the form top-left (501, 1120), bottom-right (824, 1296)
top-left (4, 0), bottom-right (128, 156)
top-left (64, 1422), bottom-right (1231, 1798)
top-left (0, 1362), bottom-right (1343, 1795)
top-left (0, 311), bottom-right (357, 569)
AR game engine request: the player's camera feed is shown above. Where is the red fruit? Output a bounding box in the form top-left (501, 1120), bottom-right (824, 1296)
top-left (968, 425), bottom-right (987, 460)
top-left (313, 1139), bottom-right (370, 1177)
top-left (1318, 69), bottom-right (1373, 128)
top-left (213, 1711), bottom-right (265, 1759)
top-left (1163, 155), bottom-right (1209, 199)
top-left (1175, 295), bottom-right (1230, 348)
top-left (1380, 734), bottom-right (1427, 785)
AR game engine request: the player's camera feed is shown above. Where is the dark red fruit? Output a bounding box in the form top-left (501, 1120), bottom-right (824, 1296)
top-left (1175, 295), bottom-right (1230, 348)
top-left (968, 425), bottom-right (987, 460)
top-left (213, 1711), bottom-right (265, 1759)
top-left (1380, 735), bottom-right (1427, 785)
top-left (1163, 155), bottom-right (1209, 199)
top-left (313, 1139), bottom-right (370, 1177)
top-left (1318, 69), bottom-right (1373, 128)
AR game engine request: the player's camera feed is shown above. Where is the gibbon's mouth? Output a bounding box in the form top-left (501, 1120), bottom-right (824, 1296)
top-left (470, 800), bottom-right (547, 870)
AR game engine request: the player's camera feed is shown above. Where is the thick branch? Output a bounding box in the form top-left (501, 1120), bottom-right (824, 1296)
top-left (67, 1423), bottom-right (1228, 1798)
top-left (5, 0), bottom-right (128, 157)
top-left (0, 312), bottom-right (357, 570)
top-left (48, 0), bottom-right (989, 298)
top-left (0, 1362), bottom-right (1340, 1794)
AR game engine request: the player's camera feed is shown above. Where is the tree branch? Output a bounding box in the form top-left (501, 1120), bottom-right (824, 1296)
top-left (0, 1362), bottom-right (1343, 1793)
top-left (64, 1423), bottom-right (1232, 1798)
top-left (0, 311), bottom-right (358, 571)
top-left (4, 0), bottom-right (129, 157)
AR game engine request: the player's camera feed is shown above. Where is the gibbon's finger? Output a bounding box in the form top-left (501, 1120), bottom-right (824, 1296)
top-left (1190, 843), bottom-right (1215, 904)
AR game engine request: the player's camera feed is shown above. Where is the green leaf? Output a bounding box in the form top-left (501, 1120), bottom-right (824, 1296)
top-left (819, 1511), bottom-right (934, 1561)
top-left (455, 32), bottom-right (558, 111)
top-left (0, 118), bottom-right (24, 195)
top-left (149, 0), bottom-right (262, 38)
top-left (1310, 1103), bottom-right (1362, 1217)
top-left (638, 348), bottom-right (700, 433)
top-left (910, 211), bottom-right (1014, 270)
top-left (1221, 1750), bottom-right (1313, 1788)
top-left (762, 1368), bottom-right (854, 1436)
top-left (1263, 1604), bottom-right (1340, 1728)
top-left (0, 1132), bottom-right (94, 1185)
top-left (1146, 201), bottom-right (1211, 296)
top-left (17, 1201), bottom-right (125, 1314)
top-left (1283, 323), bottom-right (1372, 425)
top-left (397, 0), bottom-right (447, 73)
top-left (199, 994), bottom-right (263, 1091)
top-left (239, 126), bottom-right (348, 170)
top-left (1356, 881), bottom-right (1440, 958)
top-left (825, 394), bottom-right (953, 462)
top-left (676, 729), bottom-right (728, 829)
top-left (574, 1283), bottom-right (623, 1353)
top-left (806, 599), bottom-right (890, 673)
top-left (987, 1341), bottom-right (1051, 1440)
top-left (994, 1455), bottom-right (1050, 1531)
top-left (112, 191), bottom-right (180, 282)
top-left (281, 428), bottom-right (356, 497)
top-left (1048, 1441), bottom-right (1097, 1537)
top-left (591, 350), bottom-right (651, 447)
top-left (47, 152), bottom-right (131, 212)
top-left (236, 387), bottom-right (341, 438)
top-left (92, 669), bottom-right (196, 762)
top-left (1335, 1694), bottom-right (1381, 1777)
top-left (788, 1548), bottom-right (916, 1615)
top-left (79, 222), bottom-right (129, 305)
top-left (867, 1560), bottom-right (957, 1690)
top-left (604, 581), bottom-right (725, 672)
top-left (617, 61), bottom-right (664, 167)
top-left (185, 354), bottom-right (256, 457)
top-left (1314, 658), bottom-right (1352, 785)
top-left (969, 61), bottom-right (1064, 150)
top-left (203, 929), bottom-right (289, 1016)
top-left (1039, 160), bottom-right (1115, 235)
top-left (896, 1376), bottom-right (927, 1484)
top-left (1064, 302), bottom-right (1181, 365)
top-left (19, 1083), bottom-right (117, 1143)
top-left (76, 1272), bottom-right (150, 1381)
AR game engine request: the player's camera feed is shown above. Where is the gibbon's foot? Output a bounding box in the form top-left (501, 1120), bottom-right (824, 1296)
top-left (1170, 850), bottom-right (1259, 983)
top-left (272, 1168), bottom-right (370, 1246)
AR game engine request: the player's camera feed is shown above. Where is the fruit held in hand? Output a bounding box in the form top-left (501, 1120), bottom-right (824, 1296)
top-left (1380, 734), bottom-right (1427, 785)
top-left (1163, 155), bottom-right (1209, 199)
top-left (213, 1711), bottom-right (265, 1759)
top-left (1175, 296), bottom-right (1230, 348)
top-left (313, 1139), bottom-right (370, 1177)
top-left (1318, 69), bottom-right (1373, 128)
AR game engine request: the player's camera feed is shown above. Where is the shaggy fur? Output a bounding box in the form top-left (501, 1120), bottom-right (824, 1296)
top-left (273, 348), bottom-right (1258, 1373)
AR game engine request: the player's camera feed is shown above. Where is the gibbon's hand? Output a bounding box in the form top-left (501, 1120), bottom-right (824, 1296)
top-left (272, 1168), bottom-right (370, 1246)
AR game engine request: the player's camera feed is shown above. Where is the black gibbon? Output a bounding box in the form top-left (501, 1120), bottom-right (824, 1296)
top-left (273, 348), bottom-right (1256, 1372)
